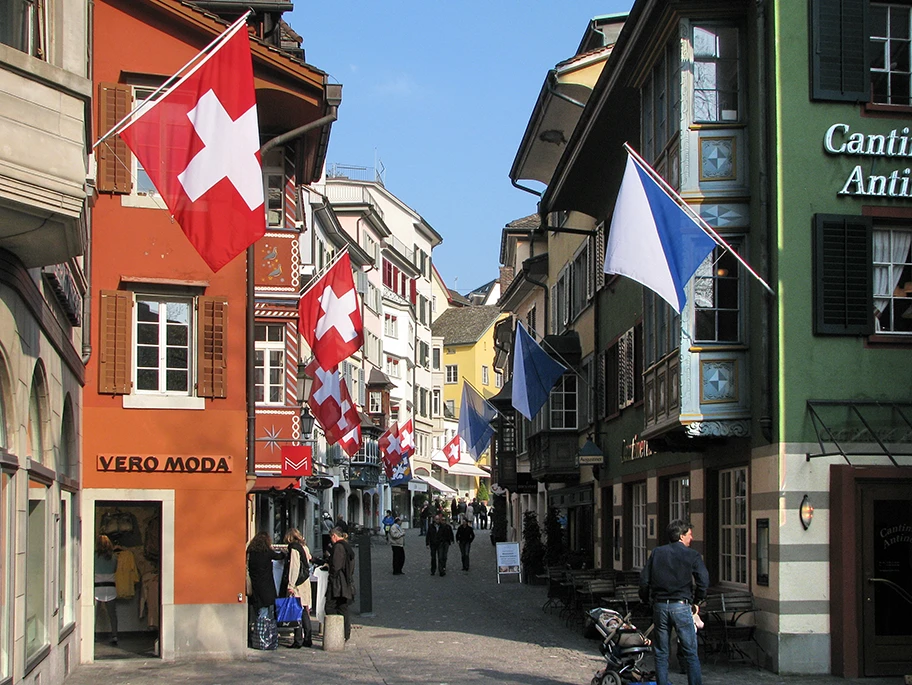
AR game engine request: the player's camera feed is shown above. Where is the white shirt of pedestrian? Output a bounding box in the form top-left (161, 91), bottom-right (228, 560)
top-left (177, 90), bottom-right (263, 210)
top-left (315, 287), bottom-right (359, 342)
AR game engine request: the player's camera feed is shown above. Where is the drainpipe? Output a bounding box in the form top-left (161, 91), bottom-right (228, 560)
top-left (756, 0), bottom-right (774, 444)
top-left (246, 87), bottom-right (342, 478)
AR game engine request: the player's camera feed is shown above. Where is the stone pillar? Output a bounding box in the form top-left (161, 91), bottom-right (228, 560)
top-left (323, 614), bottom-right (345, 651)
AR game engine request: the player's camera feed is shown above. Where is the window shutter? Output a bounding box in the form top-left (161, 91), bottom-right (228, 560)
top-left (813, 214), bottom-right (873, 335)
top-left (197, 297), bottom-right (228, 398)
top-left (97, 83), bottom-right (133, 194)
top-left (595, 223), bottom-right (606, 291)
top-left (634, 322), bottom-right (644, 403)
top-left (810, 0), bottom-right (870, 102)
top-left (98, 290), bottom-right (133, 394)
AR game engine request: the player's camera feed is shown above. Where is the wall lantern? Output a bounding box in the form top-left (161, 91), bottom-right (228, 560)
top-left (799, 494), bottom-right (814, 530)
top-left (300, 405), bottom-right (315, 438)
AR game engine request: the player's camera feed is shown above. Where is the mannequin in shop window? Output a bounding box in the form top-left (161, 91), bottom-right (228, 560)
top-left (94, 534), bottom-right (119, 645)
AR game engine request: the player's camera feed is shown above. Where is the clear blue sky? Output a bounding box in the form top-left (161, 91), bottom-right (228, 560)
top-left (289, 1), bottom-right (634, 295)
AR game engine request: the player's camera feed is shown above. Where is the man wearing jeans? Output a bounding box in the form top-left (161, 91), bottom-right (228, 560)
top-left (639, 520), bottom-right (709, 685)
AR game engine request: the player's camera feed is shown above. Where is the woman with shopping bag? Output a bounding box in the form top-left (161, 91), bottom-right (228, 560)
top-left (279, 528), bottom-right (314, 648)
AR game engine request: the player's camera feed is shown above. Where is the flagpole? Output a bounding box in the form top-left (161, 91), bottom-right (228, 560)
top-left (623, 143), bottom-right (775, 296)
top-left (299, 246), bottom-right (351, 299)
top-left (94, 11), bottom-right (252, 149)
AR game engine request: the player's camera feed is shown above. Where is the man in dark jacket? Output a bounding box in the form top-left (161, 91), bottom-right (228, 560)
top-left (455, 518), bottom-right (475, 571)
top-left (425, 513), bottom-right (454, 576)
top-left (639, 520), bottom-right (710, 685)
top-left (325, 528), bottom-right (355, 640)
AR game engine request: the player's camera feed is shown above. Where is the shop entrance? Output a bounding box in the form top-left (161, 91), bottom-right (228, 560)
top-left (93, 501), bottom-right (161, 660)
top-left (860, 482), bottom-right (912, 676)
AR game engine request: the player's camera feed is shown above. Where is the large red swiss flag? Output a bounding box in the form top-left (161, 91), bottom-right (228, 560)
top-left (299, 252), bottom-right (364, 369)
top-left (119, 24), bottom-right (264, 272)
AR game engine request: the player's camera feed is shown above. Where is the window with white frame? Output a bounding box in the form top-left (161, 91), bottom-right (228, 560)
top-left (125, 87), bottom-right (166, 207)
top-left (549, 374), bottom-right (577, 430)
top-left (669, 475), bottom-right (691, 523)
top-left (385, 355), bottom-right (401, 379)
top-left (643, 39), bottom-right (682, 165)
top-left (871, 4), bottom-right (912, 106)
top-left (0, 0), bottom-right (46, 57)
top-left (632, 482), bottom-right (648, 569)
top-left (526, 305), bottom-right (537, 335)
top-left (444, 399), bottom-right (455, 417)
top-left (617, 328), bottom-right (636, 409)
top-left (495, 371), bottom-right (503, 388)
top-left (719, 466), bottom-right (748, 585)
top-left (418, 341), bottom-right (430, 368)
top-left (481, 366), bottom-right (489, 386)
top-left (25, 479), bottom-right (47, 661)
top-left (369, 390), bottom-right (383, 413)
top-left (432, 389), bottom-right (441, 416)
top-left (384, 313), bottom-right (399, 338)
top-left (135, 297), bottom-right (192, 394)
top-left (255, 324), bottom-right (285, 404)
top-left (365, 331), bottom-right (382, 367)
top-left (432, 347), bottom-right (441, 370)
top-left (263, 148), bottom-right (286, 228)
top-left (445, 365), bottom-right (458, 384)
top-left (693, 24), bottom-right (741, 123)
top-left (419, 388), bottom-right (428, 417)
top-left (874, 225), bottom-right (912, 333)
top-left (365, 282), bottom-right (381, 313)
top-left (59, 489), bottom-right (78, 632)
top-left (694, 245), bottom-right (741, 343)
top-left (570, 241), bottom-right (592, 319)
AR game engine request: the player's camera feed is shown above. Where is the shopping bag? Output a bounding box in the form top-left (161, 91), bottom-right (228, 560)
top-left (275, 596), bottom-right (303, 625)
top-left (249, 613), bottom-right (278, 650)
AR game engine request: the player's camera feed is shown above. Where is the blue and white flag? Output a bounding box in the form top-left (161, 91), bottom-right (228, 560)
top-left (512, 321), bottom-right (567, 421)
top-left (457, 382), bottom-right (497, 462)
top-left (604, 153), bottom-right (717, 313)
top-left (389, 452), bottom-right (412, 486)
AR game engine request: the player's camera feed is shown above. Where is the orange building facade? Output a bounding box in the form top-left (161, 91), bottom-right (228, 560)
top-left (84, 0), bottom-right (332, 662)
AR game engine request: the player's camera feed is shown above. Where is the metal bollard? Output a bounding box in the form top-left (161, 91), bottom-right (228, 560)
top-left (323, 614), bottom-right (345, 651)
top-left (353, 530), bottom-right (373, 616)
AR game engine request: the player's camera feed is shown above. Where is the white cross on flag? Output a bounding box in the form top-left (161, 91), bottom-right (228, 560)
top-left (118, 22), bottom-right (265, 272)
top-left (398, 418), bottom-right (415, 457)
top-left (442, 434), bottom-right (462, 467)
top-left (379, 422), bottom-right (403, 478)
top-left (299, 252), bottom-right (364, 370)
top-left (325, 376), bottom-right (360, 449)
top-left (305, 359), bottom-right (343, 438)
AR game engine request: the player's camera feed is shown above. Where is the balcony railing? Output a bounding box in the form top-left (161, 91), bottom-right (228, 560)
top-left (325, 163), bottom-right (384, 185)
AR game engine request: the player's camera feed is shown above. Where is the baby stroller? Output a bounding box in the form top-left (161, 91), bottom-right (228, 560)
top-left (587, 608), bottom-right (654, 685)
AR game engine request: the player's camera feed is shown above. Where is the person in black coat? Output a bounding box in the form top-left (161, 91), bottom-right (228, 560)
top-left (425, 513), bottom-right (454, 576)
top-left (325, 527), bottom-right (356, 640)
top-left (455, 518), bottom-right (476, 571)
top-left (247, 532), bottom-right (284, 618)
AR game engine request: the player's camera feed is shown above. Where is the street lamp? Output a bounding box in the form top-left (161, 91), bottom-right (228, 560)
top-left (300, 405), bottom-right (315, 438)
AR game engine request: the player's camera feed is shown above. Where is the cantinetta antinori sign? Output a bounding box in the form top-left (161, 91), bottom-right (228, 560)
top-left (824, 123), bottom-right (912, 198)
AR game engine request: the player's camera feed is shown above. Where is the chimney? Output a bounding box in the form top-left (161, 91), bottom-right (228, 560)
top-left (499, 266), bottom-right (515, 290)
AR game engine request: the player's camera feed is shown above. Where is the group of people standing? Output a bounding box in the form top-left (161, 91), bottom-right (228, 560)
top-left (245, 517), bottom-right (357, 649)
top-left (418, 495), bottom-right (488, 536)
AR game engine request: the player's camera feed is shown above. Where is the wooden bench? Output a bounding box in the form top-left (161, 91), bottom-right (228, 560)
top-left (699, 591), bottom-right (763, 665)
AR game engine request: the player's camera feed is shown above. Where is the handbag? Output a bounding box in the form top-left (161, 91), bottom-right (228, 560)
top-left (249, 613), bottom-right (278, 650)
top-left (275, 596), bottom-right (303, 625)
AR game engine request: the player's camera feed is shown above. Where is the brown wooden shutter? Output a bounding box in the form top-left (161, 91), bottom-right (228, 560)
top-left (813, 214), bottom-right (873, 335)
top-left (98, 290), bottom-right (133, 394)
top-left (810, 0), bottom-right (870, 102)
top-left (97, 83), bottom-right (133, 194)
top-left (197, 297), bottom-right (228, 398)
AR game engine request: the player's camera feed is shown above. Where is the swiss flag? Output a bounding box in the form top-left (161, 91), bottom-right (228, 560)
top-left (379, 422), bottom-right (403, 478)
top-left (326, 376), bottom-right (360, 447)
top-left (306, 359), bottom-right (343, 438)
top-left (443, 434), bottom-right (462, 467)
top-left (299, 252), bottom-right (364, 370)
top-left (119, 23), bottom-right (264, 272)
top-left (338, 419), bottom-right (362, 458)
top-left (281, 445), bottom-right (312, 476)
top-left (398, 418), bottom-right (415, 457)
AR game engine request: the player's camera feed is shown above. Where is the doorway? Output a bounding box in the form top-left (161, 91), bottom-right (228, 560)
top-left (93, 501), bottom-right (161, 660)
top-left (859, 482), bottom-right (912, 676)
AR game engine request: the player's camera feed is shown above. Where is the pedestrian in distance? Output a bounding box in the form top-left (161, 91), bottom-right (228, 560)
top-left (455, 518), bottom-right (475, 571)
top-left (419, 502), bottom-right (430, 536)
top-left (94, 534), bottom-right (119, 645)
top-left (465, 500), bottom-right (475, 528)
top-left (281, 528), bottom-right (313, 648)
top-left (382, 510), bottom-right (395, 542)
top-left (335, 515), bottom-right (349, 535)
top-left (425, 513), bottom-right (454, 576)
top-left (450, 498), bottom-right (458, 520)
top-left (477, 500), bottom-right (488, 529)
top-left (639, 519), bottom-right (709, 685)
top-left (390, 516), bottom-right (406, 575)
top-left (321, 512), bottom-right (334, 558)
top-left (324, 527), bottom-right (356, 641)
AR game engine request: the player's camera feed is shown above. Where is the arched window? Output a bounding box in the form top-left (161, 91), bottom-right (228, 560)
top-left (60, 396), bottom-right (78, 479)
top-left (27, 366), bottom-right (48, 465)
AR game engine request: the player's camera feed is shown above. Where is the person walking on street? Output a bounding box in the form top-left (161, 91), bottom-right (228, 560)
top-left (321, 512), bottom-right (334, 557)
top-left (477, 500), bottom-right (488, 529)
top-left (281, 528), bottom-right (313, 648)
top-left (455, 518), bottom-right (475, 571)
top-left (426, 513), bottom-right (454, 576)
top-left (639, 520), bottom-right (709, 685)
top-left (390, 516), bottom-right (406, 574)
top-left (325, 527), bottom-right (356, 641)
top-left (382, 510), bottom-right (395, 542)
top-left (419, 502), bottom-right (430, 536)
top-left (465, 500), bottom-right (475, 528)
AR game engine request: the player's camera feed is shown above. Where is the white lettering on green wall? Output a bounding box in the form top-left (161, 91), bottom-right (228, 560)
top-left (824, 123), bottom-right (912, 198)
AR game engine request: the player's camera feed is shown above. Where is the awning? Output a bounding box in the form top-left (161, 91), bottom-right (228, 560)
top-left (250, 475), bottom-right (300, 492)
top-left (431, 450), bottom-right (491, 478)
top-left (806, 400), bottom-right (912, 466)
top-left (414, 474), bottom-right (457, 495)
